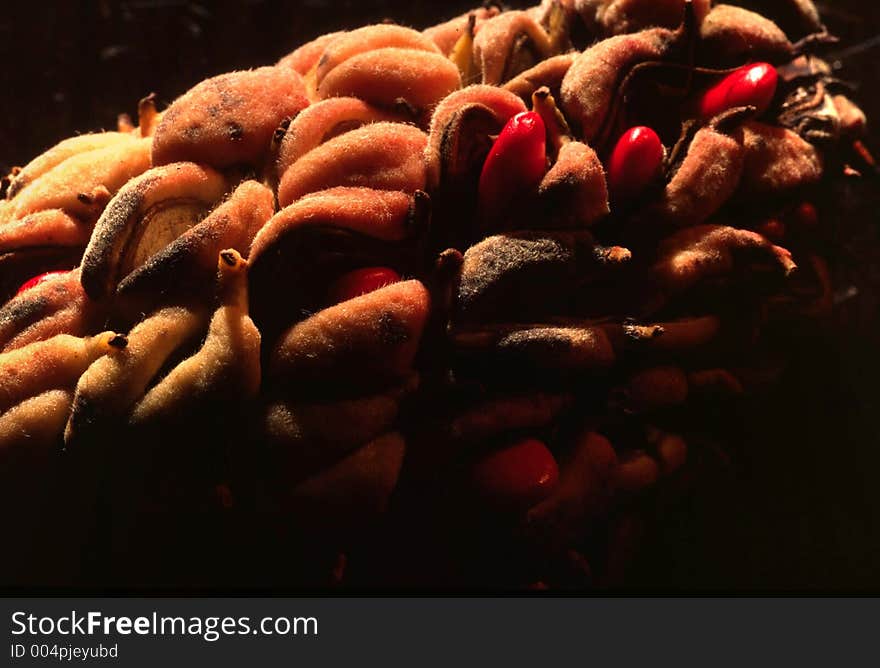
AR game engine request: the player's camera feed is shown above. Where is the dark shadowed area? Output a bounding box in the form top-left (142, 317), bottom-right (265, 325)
top-left (1, 1), bottom-right (879, 591)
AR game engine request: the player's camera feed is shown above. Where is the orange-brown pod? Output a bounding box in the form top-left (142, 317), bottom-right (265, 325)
top-left (275, 97), bottom-right (404, 180)
top-left (317, 48), bottom-right (462, 116)
top-left (152, 66), bottom-right (309, 169)
top-left (277, 122), bottom-right (428, 207)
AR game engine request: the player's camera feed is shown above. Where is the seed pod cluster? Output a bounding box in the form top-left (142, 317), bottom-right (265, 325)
top-left (0, 0), bottom-right (867, 589)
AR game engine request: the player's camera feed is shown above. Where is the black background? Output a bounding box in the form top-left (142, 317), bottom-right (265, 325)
top-left (1, 1), bottom-right (879, 591)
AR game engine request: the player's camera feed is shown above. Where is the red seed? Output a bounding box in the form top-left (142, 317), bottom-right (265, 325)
top-left (793, 201), bottom-right (818, 228)
top-left (756, 218), bottom-right (786, 242)
top-left (478, 111), bottom-right (547, 222)
top-left (607, 126), bottom-right (665, 203)
top-left (699, 62), bottom-right (779, 120)
top-left (327, 266), bottom-right (401, 303)
top-left (471, 438), bottom-right (559, 510)
top-left (15, 270), bottom-right (70, 296)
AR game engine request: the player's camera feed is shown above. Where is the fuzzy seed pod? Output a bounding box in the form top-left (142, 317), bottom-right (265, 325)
top-left (80, 162), bottom-right (230, 302)
top-left (0, 269), bottom-right (102, 353)
top-left (574, 0), bottom-right (710, 36)
top-left (737, 121), bottom-right (823, 196)
top-left (277, 122), bottom-right (428, 207)
top-left (277, 31), bottom-right (346, 75)
top-left (152, 66), bottom-right (310, 169)
top-left (699, 4), bottom-right (794, 66)
top-left (129, 250), bottom-right (261, 426)
top-left (503, 53), bottom-right (575, 102)
top-left (275, 97), bottom-right (404, 180)
top-left (560, 26), bottom-right (678, 142)
top-left (638, 116), bottom-right (747, 228)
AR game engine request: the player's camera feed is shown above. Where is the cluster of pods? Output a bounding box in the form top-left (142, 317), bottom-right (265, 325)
top-left (0, 0), bottom-right (871, 587)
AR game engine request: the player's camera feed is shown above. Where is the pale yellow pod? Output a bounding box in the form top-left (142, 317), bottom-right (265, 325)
top-left (11, 137), bottom-right (152, 222)
top-left (0, 389), bottom-right (72, 461)
top-left (0, 331), bottom-right (120, 414)
top-left (6, 132), bottom-right (134, 200)
top-left (116, 179), bottom-right (274, 301)
top-left (63, 307), bottom-right (207, 446)
top-left (129, 250), bottom-right (260, 425)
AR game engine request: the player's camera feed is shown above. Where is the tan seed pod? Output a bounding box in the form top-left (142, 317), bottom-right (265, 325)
top-left (264, 375), bottom-right (418, 475)
top-left (640, 118), bottom-right (747, 228)
top-left (611, 365), bottom-right (689, 413)
top-left (314, 24), bottom-right (441, 87)
top-left (472, 10), bottom-right (562, 86)
top-left (277, 122), bottom-right (428, 207)
top-left (738, 121), bottom-right (823, 197)
top-left (652, 224), bottom-right (797, 295)
top-left (560, 27), bottom-right (678, 142)
top-left (152, 66), bottom-right (309, 169)
top-left (699, 4), bottom-right (793, 66)
top-left (537, 140), bottom-right (610, 228)
top-left (574, 0), bottom-right (709, 36)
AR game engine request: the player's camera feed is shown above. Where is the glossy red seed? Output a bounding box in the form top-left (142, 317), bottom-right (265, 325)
top-left (699, 62), bottom-right (779, 120)
top-left (478, 111), bottom-right (547, 221)
top-left (15, 270), bottom-right (70, 296)
top-left (327, 266), bottom-right (401, 303)
top-left (607, 126), bottom-right (664, 203)
top-left (471, 438), bottom-right (559, 510)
